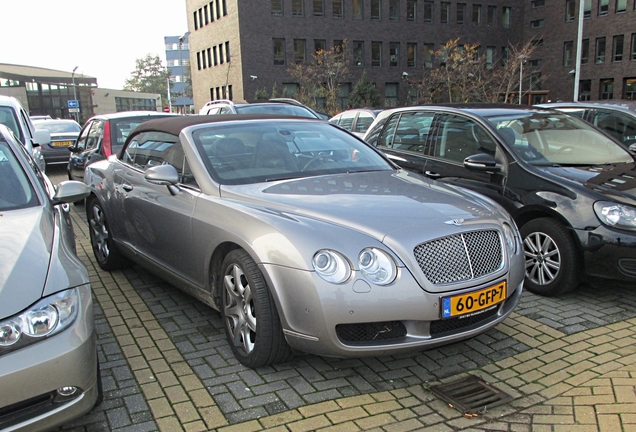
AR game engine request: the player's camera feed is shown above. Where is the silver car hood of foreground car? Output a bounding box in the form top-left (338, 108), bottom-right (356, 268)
top-left (0, 206), bottom-right (88, 319)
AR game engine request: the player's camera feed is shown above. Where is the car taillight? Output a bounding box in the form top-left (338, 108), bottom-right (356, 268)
top-left (102, 121), bottom-right (112, 157)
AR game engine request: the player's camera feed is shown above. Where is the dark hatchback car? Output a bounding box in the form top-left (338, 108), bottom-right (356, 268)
top-left (68, 111), bottom-right (178, 181)
top-left (364, 104), bottom-right (636, 296)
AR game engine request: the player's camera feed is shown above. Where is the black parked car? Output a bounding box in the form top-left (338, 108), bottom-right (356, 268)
top-left (364, 104), bottom-right (636, 296)
top-left (68, 111), bottom-right (178, 181)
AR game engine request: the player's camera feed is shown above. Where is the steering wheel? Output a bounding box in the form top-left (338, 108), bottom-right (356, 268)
top-left (301, 154), bottom-right (334, 171)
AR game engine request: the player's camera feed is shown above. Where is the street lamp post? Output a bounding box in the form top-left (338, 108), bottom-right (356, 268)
top-left (573, 0), bottom-right (585, 101)
top-left (178, 31), bottom-right (191, 114)
top-left (518, 55), bottom-right (528, 105)
top-left (72, 66), bottom-right (79, 122)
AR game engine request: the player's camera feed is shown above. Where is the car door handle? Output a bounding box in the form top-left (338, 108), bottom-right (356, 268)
top-left (122, 184), bottom-right (133, 192)
top-left (425, 171), bottom-right (441, 178)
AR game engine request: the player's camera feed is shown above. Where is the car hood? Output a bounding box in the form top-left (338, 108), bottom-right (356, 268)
top-left (0, 207), bottom-right (52, 319)
top-left (536, 163), bottom-right (636, 205)
top-left (221, 170), bottom-right (505, 243)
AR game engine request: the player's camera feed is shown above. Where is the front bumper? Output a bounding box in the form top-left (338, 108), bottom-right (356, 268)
top-left (263, 263), bottom-right (523, 359)
top-left (575, 224), bottom-right (636, 282)
top-left (0, 285), bottom-right (98, 432)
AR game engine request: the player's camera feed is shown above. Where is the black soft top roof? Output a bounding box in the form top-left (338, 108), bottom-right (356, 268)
top-left (130, 114), bottom-right (316, 137)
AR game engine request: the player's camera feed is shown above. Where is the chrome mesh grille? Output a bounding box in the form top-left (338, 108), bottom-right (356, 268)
top-left (414, 230), bottom-right (503, 285)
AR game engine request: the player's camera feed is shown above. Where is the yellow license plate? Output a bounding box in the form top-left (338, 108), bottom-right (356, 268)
top-left (441, 281), bottom-right (507, 318)
top-left (53, 141), bottom-right (73, 147)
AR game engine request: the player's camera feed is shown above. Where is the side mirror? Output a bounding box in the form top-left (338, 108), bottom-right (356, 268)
top-left (464, 153), bottom-right (501, 172)
top-left (52, 181), bottom-right (90, 205)
top-left (33, 129), bottom-right (50, 146)
top-left (629, 143), bottom-right (636, 154)
top-left (145, 164), bottom-right (180, 195)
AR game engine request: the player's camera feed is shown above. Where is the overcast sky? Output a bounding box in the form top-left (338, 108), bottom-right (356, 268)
top-left (3, 0), bottom-right (188, 89)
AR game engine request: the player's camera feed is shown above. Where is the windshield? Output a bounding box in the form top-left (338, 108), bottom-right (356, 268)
top-left (192, 121), bottom-right (392, 185)
top-left (487, 112), bottom-right (633, 166)
top-left (34, 120), bottom-right (80, 133)
top-left (0, 140), bottom-right (38, 211)
top-left (0, 107), bottom-right (22, 142)
top-left (235, 104), bottom-right (318, 118)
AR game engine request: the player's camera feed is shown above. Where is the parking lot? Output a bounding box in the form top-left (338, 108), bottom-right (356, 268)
top-left (46, 164), bottom-right (636, 432)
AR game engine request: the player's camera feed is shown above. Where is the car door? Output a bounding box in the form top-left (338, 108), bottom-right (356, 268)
top-left (69, 119), bottom-right (98, 180)
top-left (116, 130), bottom-right (201, 285)
top-left (377, 110), bottom-right (435, 173)
top-left (424, 113), bottom-right (506, 204)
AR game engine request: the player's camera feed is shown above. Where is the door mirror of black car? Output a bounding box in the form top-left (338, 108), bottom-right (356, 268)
top-left (464, 153), bottom-right (501, 172)
top-left (145, 164), bottom-right (181, 195)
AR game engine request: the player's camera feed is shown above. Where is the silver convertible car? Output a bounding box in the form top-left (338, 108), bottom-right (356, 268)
top-left (0, 124), bottom-right (100, 431)
top-left (84, 115), bottom-right (525, 368)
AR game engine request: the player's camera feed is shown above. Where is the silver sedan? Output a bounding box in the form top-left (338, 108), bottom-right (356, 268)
top-left (84, 115), bottom-right (524, 368)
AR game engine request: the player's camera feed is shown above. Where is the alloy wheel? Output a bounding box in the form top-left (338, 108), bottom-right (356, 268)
top-left (523, 231), bottom-right (561, 286)
top-left (223, 263), bottom-right (256, 354)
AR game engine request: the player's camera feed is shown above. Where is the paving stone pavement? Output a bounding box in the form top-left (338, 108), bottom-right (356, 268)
top-left (46, 167), bottom-right (636, 432)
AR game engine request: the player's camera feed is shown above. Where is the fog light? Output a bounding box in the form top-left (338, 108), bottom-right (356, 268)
top-left (57, 386), bottom-right (78, 397)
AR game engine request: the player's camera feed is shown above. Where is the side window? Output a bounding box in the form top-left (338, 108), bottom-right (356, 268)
top-left (121, 131), bottom-right (183, 173)
top-left (434, 115), bottom-right (497, 163)
top-left (378, 115), bottom-right (400, 147)
top-left (355, 112), bottom-right (375, 133)
top-left (392, 111), bottom-right (435, 152)
top-left (75, 121), bottom-right (93, 150)
top-left (338, 112), bottom-right (356, 131)
top-left (86, 121), bottom-right (105, 150)
top-left (206, 107), bottom-right (220, 115)
top-left (329, 114), bottom-right (341, 125)
top-left (558, 108), bottom-right (586, 119)
top-left (591, 109), bottom-right (636, 144)
top-left (19, 109), bottom-right (34, 142)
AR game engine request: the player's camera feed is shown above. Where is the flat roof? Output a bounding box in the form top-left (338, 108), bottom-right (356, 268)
top-left (0, 63), bottom-right (97, 86)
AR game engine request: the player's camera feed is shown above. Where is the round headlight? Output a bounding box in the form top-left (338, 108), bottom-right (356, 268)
top-left (24, 305), bottom-right (59, 338)
top-left (313, 250), bottom-right (351, 284)
top-left (358, 248), bottom-right (397, 285)
top-left (0, 321), bottom-right (21, 346)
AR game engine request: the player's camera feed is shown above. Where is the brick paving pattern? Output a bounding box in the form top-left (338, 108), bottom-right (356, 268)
top-left (46, 167), bottom-right (636, 431)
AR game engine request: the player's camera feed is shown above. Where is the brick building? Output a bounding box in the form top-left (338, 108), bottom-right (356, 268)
top-left (185, 0), bottom-right (636, 111)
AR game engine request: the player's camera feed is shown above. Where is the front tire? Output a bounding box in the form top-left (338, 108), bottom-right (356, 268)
top-left (220, 249), bottom-right (293, 368)
top-left (520, 218), bottom-right (580, 296)
top-left (86, 197), bottom-right (130, 271)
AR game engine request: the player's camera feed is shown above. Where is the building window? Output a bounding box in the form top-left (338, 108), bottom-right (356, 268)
top-left (563, 41), bottom-right (574, 66)
top-left (581, 38), bottom-right (590, 64)
top-left (273, 38), bottom-right (285, 65)
top-left (115, 97), bottom-right (157, 112)
top-left (501, 46), bottom-right (509, 65)
top-left (292, 0), bottom-right (304, 16)
top-left (333, 0), bottom-right (343, 18)
top-left (198, 8), bottom-right (204, 28)
top-left (616, 0), bottom-right (626, 12)
top-left (225, 42), bottom-right (230, 61)
top-left (599, 0), bottom-right (609, 15)
top-left (600, 78), bottom-right (614, 99)
top-left (624, 78), bottom-right (636, 99)
top-left (213, 46), bottom-right (218, 65)
top-left (221, 0), bottom-right (227, 16)
top-left (219, 43), bottom-right (224, 64)
top-left (529, 59), bottom-right (542, 66)
top-left (457, 3), bottom-right (466, 24)
top-left (632, 33), bottom-right (636, 60)
top-left (204, 5), bottom-right (209, 24)
top-left (272, 0), bottom-right (283, 16)
top-left (353, 41), bottom-right (364, 66)
top-left (584, 0), bottom-right (591, 17)
top-left (314, 0), bottom-right (324, 16)
top-left (424, 1), bottom-right (433, 22)
top-left (209, 1), bottom-right (215, 22)
top-left (566, 0), bottom-right (575, 21)
top-left (207, 47), bottom-right (212, 67)
top-left (338, 83), bottom-right (351, 110)
top-left (389, 0), bottom-right (399, 20)
top-left (502, 6), bottom-right (510, 28)
top-left (579, 80), bottom-right (591, 100)
top-left (423, 43), bottom-right (434, 68)
top-left (596, 37), bottom-right (606, 63)
top-left (441, 2), bottom-right (450, 23)
top-left (532, 38), bottom-right (544, 47)
top-left (613, 35), bottom-right (624, 61)
top-left (487, 5), bottom-right (496, 26)
top-left (294, 39), bottom-right (306, 64)
top-left (407, 43), bottom-right (416, 67)
top-left (407, 0), bottom-right (416, 21)
top-left (472, 5), bottom-right (481, 24)
top-left (371, 0), bottom-right (381, 19)
top-left (196, 52), bottom-right (201, 70)
top-left (530, 19), bottom-right (544, 28)
top-left (532, 0), bottom-right (545, 7)
top-left (390, 43), bottom-right (399, 67)
top-left (353, 0), bottom-right (363, 19)
top-left (194, 10), bottom-right (198, 30)
top-left (315, 39), bottom-right (326, 54)
top-left (384, 83), bottom-right (399, 107)
top-left (530, 72), bottom-right (542, 91)
top-left (486, 46), bottom-right (495, 69)
top-left (372, 41), bottom-right (382, 67)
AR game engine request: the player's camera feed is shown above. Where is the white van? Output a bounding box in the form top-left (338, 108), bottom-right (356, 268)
top-left (0, 95), bottom-right (48, 171)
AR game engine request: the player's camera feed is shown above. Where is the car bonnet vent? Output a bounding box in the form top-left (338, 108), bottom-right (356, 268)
top-left (429, 375), bottom-right (513, 415)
